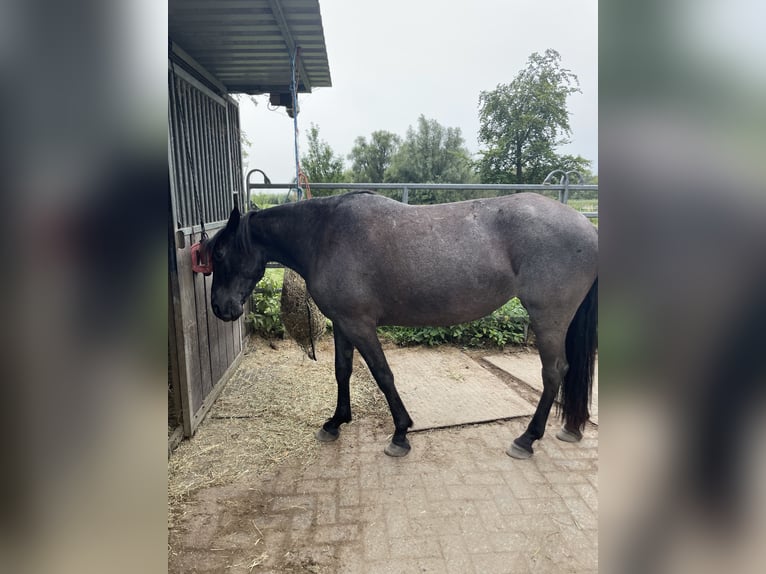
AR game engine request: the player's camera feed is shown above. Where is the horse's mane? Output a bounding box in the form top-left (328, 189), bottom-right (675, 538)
top-left (237, 210), bottom-right (257, 253)
top-left (200, 210), bottom-right (256, 258)
top-left (201, 194), bottom-right (376, 259)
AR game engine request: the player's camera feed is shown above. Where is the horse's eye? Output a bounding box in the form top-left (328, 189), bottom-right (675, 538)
top-left (213, 247), bottom-right (226, 261)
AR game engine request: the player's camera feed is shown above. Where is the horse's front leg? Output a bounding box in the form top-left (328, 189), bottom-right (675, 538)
top-left (315, 325), bottom-right (355, 442)
top-left (335, 320), bottom-right (413, 457)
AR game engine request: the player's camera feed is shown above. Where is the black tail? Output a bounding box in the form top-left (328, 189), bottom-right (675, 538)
top-left (561, 277), bottom-right (598, 432)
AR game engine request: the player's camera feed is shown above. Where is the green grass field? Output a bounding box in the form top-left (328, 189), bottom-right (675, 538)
top-left (262, 267), bottom-right (284, 287)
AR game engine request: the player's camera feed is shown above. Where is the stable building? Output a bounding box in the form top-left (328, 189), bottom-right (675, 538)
top-left (168, 0), bottom-right (332, 451)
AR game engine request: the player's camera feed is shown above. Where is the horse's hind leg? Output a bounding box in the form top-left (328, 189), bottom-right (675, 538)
top-left (508, 322), bottom-right (568, 459)
top-left (335, 320), bottom-right (413, 457)
top-left (315, 326), bottom-right (355, 442)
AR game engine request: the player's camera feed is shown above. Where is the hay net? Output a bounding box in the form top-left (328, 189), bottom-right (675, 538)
top-left (280, 268), bottom-right (326, 360)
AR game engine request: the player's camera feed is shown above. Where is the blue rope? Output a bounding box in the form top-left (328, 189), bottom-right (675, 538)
top-left (290, 47), bottom-right (302, 201)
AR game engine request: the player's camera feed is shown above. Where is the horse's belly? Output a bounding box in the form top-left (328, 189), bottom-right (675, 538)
top-left (378, 290), bottom-right (512, 327)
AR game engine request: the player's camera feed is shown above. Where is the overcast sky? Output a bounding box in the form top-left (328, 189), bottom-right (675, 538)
top-left (239, 0), bottom-right (597, 184)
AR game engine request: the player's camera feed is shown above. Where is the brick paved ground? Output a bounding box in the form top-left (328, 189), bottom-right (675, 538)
top-left (169, 415), bottom-right (598, 573)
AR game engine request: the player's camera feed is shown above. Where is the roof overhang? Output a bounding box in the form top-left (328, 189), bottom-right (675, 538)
top-left (169, 0), bottom-right (332, 94)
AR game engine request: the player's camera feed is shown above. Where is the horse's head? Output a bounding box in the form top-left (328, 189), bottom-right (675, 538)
top-left (204, 206), bottom-right (267, 321)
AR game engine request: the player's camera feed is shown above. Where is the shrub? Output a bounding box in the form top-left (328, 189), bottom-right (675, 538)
top-left (246, 271), bottom-right (285, 337)
top-left (378, 298), bottom-right (529, 348)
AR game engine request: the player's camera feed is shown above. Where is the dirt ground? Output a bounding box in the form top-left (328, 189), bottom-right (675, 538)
top-left (168, 336), bottom-right (389, 516)
top-left (168, 336), bottom-right (598, 573)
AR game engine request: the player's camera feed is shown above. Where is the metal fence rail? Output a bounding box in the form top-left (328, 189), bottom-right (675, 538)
top-left (245, 177), bottom-right (599, 219)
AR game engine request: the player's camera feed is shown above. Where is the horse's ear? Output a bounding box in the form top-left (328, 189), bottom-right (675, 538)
top-left (225, 206), bottom-right (240, 233)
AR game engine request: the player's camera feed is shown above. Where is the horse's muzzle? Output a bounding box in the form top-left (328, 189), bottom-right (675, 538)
top-left (212, 300), bottom-right (243, 322)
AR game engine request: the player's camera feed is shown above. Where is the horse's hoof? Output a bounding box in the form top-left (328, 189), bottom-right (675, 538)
top-left (315, 428), bottom-right (340, 442)
top-left (507, 441), bottom-right (533, 459)
top-left (384, 441), bottom-right (411, 457)
top-left (556, 426), bottom-right (583, 443)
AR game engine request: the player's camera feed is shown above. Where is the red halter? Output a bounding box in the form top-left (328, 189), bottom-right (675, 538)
top-left (190, 241), bottom-right (213, 275)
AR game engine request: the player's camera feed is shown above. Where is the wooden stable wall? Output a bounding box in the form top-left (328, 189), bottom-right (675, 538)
top-left (169, 223), bottom-right (243, 440)
top-left (168, 51), bottom-right (245, 445)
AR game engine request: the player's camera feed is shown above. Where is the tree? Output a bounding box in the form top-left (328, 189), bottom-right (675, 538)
top-left (348, 130), bottom-right (401, 183)
top-left (387, 115), bottom-right (476, 186)
top-left (477, 49), bottom-right (582, 184)
top-left (300, 124), bottom-right (346, 192)
top-left (386, 115), bottom-right (478, 204)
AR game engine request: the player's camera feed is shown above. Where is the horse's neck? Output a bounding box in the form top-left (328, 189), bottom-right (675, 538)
top-left (255, 203), bottom-right (316, 277)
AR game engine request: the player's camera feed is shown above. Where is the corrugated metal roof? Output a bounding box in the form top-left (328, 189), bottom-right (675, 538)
top-left (169, 0), bottom-right (332, 94)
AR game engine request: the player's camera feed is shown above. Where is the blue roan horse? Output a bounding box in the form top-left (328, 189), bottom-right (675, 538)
top-left (205, 191), bottom-right (598, 458)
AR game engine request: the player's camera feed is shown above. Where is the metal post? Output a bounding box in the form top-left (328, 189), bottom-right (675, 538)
top-left (543, 170), bottom-right (566, 203)
top-left (245, 168), bottom-right (271, 212)
top-left (562, 171), bottom-right (584, 204)
top-left (543, 169), bottom-right (584, 204)
top-left (402, 186), bottom-right (409, 204)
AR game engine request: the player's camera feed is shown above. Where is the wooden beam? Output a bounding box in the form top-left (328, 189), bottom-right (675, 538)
top-left (170, 40), bottom-right (230, 96)
top-left (266, 0), bottom-right (312, 91)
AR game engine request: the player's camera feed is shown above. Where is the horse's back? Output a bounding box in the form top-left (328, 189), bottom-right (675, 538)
top-left (324, 192), bottom-right (596, 269)
top-left (310, 192), bottom-right (597, 326)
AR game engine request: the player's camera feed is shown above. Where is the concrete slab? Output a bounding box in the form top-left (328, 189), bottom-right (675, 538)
top-left (483, 351), bottom-right (598, 424)
top-left (386, 347), bottom-right (537, 431)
